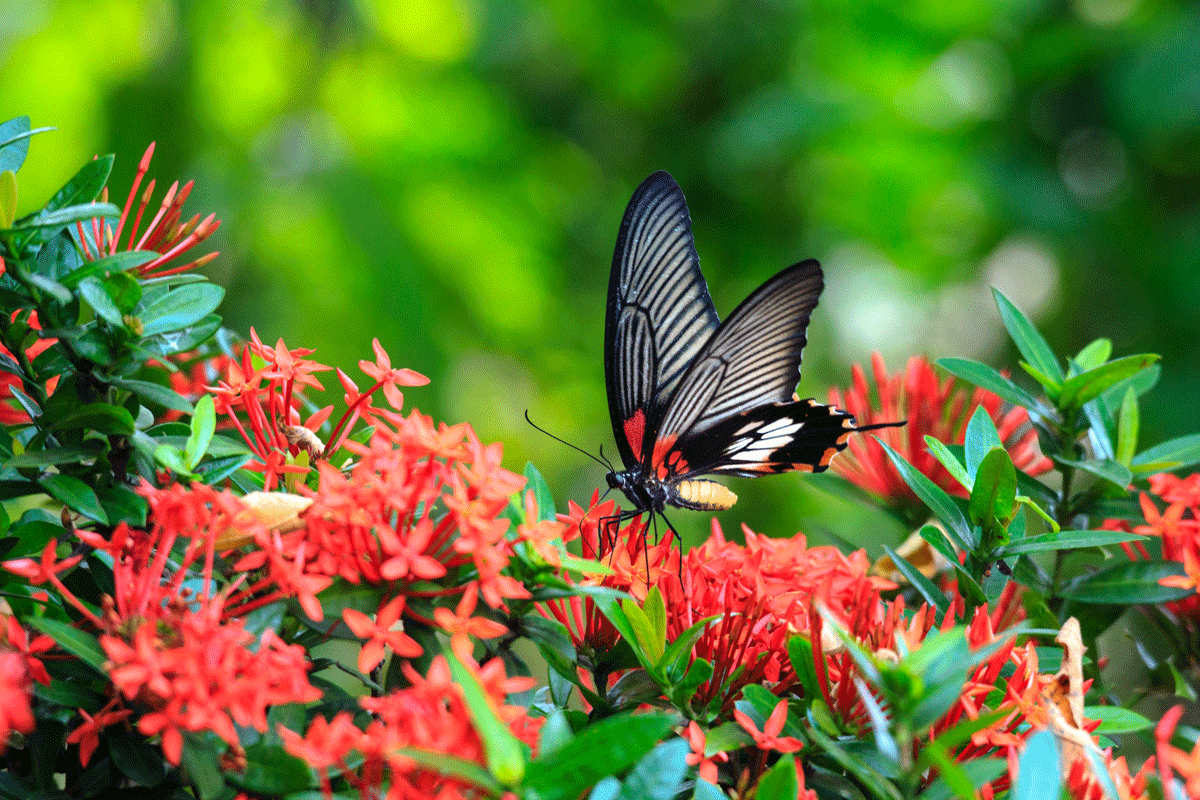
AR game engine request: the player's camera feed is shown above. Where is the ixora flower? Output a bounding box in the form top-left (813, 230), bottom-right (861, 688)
top-left (1105, 472), bottom-right (1200, 619)
top-left (76, 142), bottom-right (220, 278)
top-left (828, 352), bottom-right (1051, 518)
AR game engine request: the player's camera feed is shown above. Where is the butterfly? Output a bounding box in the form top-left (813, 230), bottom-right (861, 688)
top-left (601, 171), bottom-right (900, 531)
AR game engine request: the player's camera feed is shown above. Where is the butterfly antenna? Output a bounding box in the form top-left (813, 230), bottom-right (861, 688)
top-left (854, 419), bottom-right (907, 432)
top-left (524, 410), bottom-right (614, 470)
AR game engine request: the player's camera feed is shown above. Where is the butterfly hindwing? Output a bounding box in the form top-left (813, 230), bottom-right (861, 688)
top-left (605, 172), bottom-right (720, 467)
top-left (651, 259), bottom-right (825, 467)
top-left (664, 399), bottom-right (857, 479)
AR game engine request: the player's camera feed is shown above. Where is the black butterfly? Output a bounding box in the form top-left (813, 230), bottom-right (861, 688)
top-left (601, 171), bottom-right (898, 530)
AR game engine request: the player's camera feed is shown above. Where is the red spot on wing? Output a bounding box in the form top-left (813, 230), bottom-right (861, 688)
top-left (622, 409), bottom-right (646, 457)
top-left (651, 434), bottom-right (679, 478)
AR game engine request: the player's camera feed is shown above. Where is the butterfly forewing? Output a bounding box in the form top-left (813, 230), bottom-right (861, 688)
top-left (605, 171), bottom-right (720, 466)
top-left (653, 259), bottom-right (824, 453)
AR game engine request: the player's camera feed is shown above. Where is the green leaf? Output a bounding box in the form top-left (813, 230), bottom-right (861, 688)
top-left (59, 250), bottom-right (158, 288)
top-left (110, 377), bottom-right (195, 414)
top-left (1116, 388), bottom-right (1138, 468)
top-left (1074, 338), bottom-right (1112, 371)
top-left (1019, 360), bottom-right (1062, 396)
top-left (786, 635), bottom-right (822, 705)
top-left (17, 201), bottom-right (121, 230)
top-left (612, 739), bottom-right (690, 800)
top-left (621, 598), bottom-right (665, 666)
top-left (754, 753), bottom-right (798, 800)
top-left (27, 617), bottom-right (106, 674)
top-left (692, 779), bottom-right (727, 800)
top-left (6, 445), bottom-right (104, 468)
top-left (924, 436), bottom-right (972, 491)
top-left (39, 473), bottom-right (108, 523)
top-left (1013, 730), bottom-right (1061, 800)
top-left (153, 444), bottom-right (194, 477)
top-left (26, 271), bottom-right (73, 304)
top-left (878, 441), bottom-right (974, 550)
top-left (968, 448), bottom-right (1017, 534)
top-left (1052, 455), bottom-right (1132, 489)
top-left (1132, 433), bottom-right (1200, 474)
top-left (78, 276), bottom-right (126, 328)
top-left (446, 652), bottom-right (526, 786)
top-left (395, 748), bottom-right (504, 794)
top-left (139, 283), bottom-right (225, 337)
top-left (180, 733), bottom-right (226, 800)
top-left (882, 545), bottom-right (950, 616)
top-left (45, 154), bottom-right (114, 212)
top-left (1057, 354), bottom-right (1160, 411)
top-left (185, 394), bottom-right (216, 470)
top-left (523, 713), bottom-right (676, 800)
top-left (523, 461), bottom-right (556, 521)
top-left (49, 402), bottom-right (136, 436)
top-left (108, 727), bottom-right (166, 787)
top-left (996, 529), bottom-right (1144, 557)
top-left (964, 407), bottom-right (1003, 476)
top-left (0, 116), bottom-right (34, 172)
top-left (920, 758), bottom-right (1007, 800)
top-left (1085, 706), bottom-right (1153, 734)
top-left (935, 357), bottom-right (1040, 410)
top-left (227, 742), bottom-right (312, 794)
top-left (993, 287), bottom-right (1063, 383)
top-left (1060, 561), bottom-right (1192, 604)
top-left (918, 524), bottom-right (987, 606)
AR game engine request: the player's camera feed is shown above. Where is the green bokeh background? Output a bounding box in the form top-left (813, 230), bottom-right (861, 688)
top-left (3, 0), bottom-right (1197, 548)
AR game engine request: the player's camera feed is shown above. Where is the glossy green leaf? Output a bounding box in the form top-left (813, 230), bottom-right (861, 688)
top-left (39, 473), bottom-right (108, 523)
top-left (1074, 338), bottom-right (1112, 371)
top-left (108, 728), bottom-right (166, 787)
top-left (1116, 387), bottom-right (1138, 467)
top-left (59, 250), bottom-right (158, 288)
top-left (1060, 561), bottom-right (1192, 604)
top-left (1085, 706), bottom-right (1153, 734)
top-left (969, 448), bottom-right (1017, 532)
top-left (1057, 354), bottom-right (1160, 410)
top-left (78, 276), bottom-right (125, 328)
top-left (882, 545), bottom-right (950, 616)
top-left (612, 739), bottom-right (689, 800)
top-left (446, 652), bottom-right (526, 786)
top-left (180, 733), bottom-right (225, 800)
top-left (110, 377), bottom-right (195, 414)
top-left (1013, 730), bottom-right (1061, 800)
top-left (994, 287), bottom-right (1063, 383)
top-left (0, 116), bottom-right (34, 172)
top-left (523, 461), bottom-right (556, 521)
top-left (227, 742), bottom-right (312, 794)
top-left (754, 753), bottom-right (798, 800)
top-left (45, 154), bottom-right (114, 212)
top-left (878, 440), bottom-right (974, 550)
top-left (1132, 433), bottom-right (1200, 474)
top-left (523, 713), bottom-right (676, 800)
top-left (49, 402), bottom-right (136, 436)
top-left (139, 283), bottom-right (225, 336)
top-left (153, 443), bottom-right (194, 477)
top-left (6, 445), bottom-right (104, 468)
top-left (924, 435), bottom-right (971, 491)
top-left (28, 617), bottom-right (106, 674)
top-left (185, 394), bottom-right (216, 470)
top-left (1052, 455), bottom-right (1131, 488)
top-left (935, 357), bottom-right (1040, 410)
top-left (1019, 360), bottom-right (1062, 395)
top-left (17, 201), bottom-right (121, 230)
top-left (964, 407), bottom-right (1003, 476)
top-left (996, 529), bottom-right (1144, 556)
top-left (786, 635), bottom-right (822, 704)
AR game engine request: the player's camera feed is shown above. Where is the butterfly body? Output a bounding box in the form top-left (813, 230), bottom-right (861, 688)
top-left (601, 171), bottom-right (894, 523)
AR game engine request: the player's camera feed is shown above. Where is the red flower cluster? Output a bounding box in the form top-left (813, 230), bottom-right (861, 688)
top-left (829, 353), bottom-right (1050, 517)
top-left (279, 655), bottom-right (542, 800)
top-left (3, 483), bottom-right (322, 765)
top-left (77, 142), bottom-right (220, 278)
top-left (0, 616), bottom-right (54, 750)
top-left (663, 521), bottom-right (892, 713)
top-left (1107, 473), bottom-right (1200, 618)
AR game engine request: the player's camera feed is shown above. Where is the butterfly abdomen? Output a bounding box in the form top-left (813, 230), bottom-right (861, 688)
top-left (673, 479), bottom-right (738, 511)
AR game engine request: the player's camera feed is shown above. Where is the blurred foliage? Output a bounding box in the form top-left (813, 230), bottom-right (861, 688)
top-left (2, 0), bottom-right (1196, 547)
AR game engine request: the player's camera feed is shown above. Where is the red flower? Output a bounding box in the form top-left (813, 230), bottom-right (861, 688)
top-left (1157, 705), bottom-right (1200, 800)
top-left (828, 353), bottom-right (1050, 518)
top-left (77, 142), bottom-right (220, 278)
top-left (433, 586), bottom-right (510, 660)
top-left (342, 595), bottom-right (423, 673)
top-left (0, 651), bottom-right (35, 749)
top-left (735, 699), bottom-right (804, 753)
top-left (685, 721), bottom-right (729, 784)
top-left (65, 703), bottom-right (133, 767)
